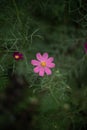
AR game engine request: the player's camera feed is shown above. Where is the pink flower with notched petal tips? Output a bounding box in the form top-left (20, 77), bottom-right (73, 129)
top-left (31, 52), bottom-right (55, 76)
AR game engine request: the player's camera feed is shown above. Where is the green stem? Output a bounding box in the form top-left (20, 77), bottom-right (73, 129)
top-left (49, 87), bottom-right (59, 105)
top-left (13, 0), bottom-right (22, 27)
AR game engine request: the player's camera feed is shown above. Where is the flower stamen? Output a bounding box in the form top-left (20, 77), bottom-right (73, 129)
top-left (41, 61), bottom-right (46, 67)
top-left (15, 55), bottom-right (20, 59)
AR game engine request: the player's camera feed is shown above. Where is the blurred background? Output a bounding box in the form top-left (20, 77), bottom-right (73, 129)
top-left (0, 0), bottom-right (87, 130)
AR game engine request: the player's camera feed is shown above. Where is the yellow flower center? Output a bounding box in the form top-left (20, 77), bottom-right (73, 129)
top-left (15, 55), bottom-right (19, 59)
top-left (41, 61), bottom-right (46, 67)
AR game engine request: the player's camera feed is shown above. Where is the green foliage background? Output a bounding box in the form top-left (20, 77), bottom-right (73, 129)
top-left (0, 0), bottom-right (87, 130)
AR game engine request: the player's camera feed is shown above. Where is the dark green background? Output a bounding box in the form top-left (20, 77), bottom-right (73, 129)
top-left (0, 0), bottom-right (87, 130)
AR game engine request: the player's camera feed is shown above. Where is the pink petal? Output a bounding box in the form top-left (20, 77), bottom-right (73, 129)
top-left (45, 67), bottom-right (52, 75)
top-left (47, 63), bottom-right (55, 68)
top-left (31, 60), bottom-right (40, 66)
top-left (36, 53), bottom-right (42, 61)
top-left (47, 57), bottom-right (54, 63)
top-left (84, 43), bottom-right (87, 53)
top-left (34, 66), bottom-right (40, 73)
top-left (39, 67), bottom-right (45, 76)
top-left (42, 52), bottom-right (48, 59)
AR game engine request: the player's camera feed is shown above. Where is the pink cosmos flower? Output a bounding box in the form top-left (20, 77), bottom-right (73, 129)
top-left (31, 52), bottom-right (55, 76)
top-left (84, 42), bottom-right (87, 54)
top-left (13, 52), bottom-right (23, 60)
